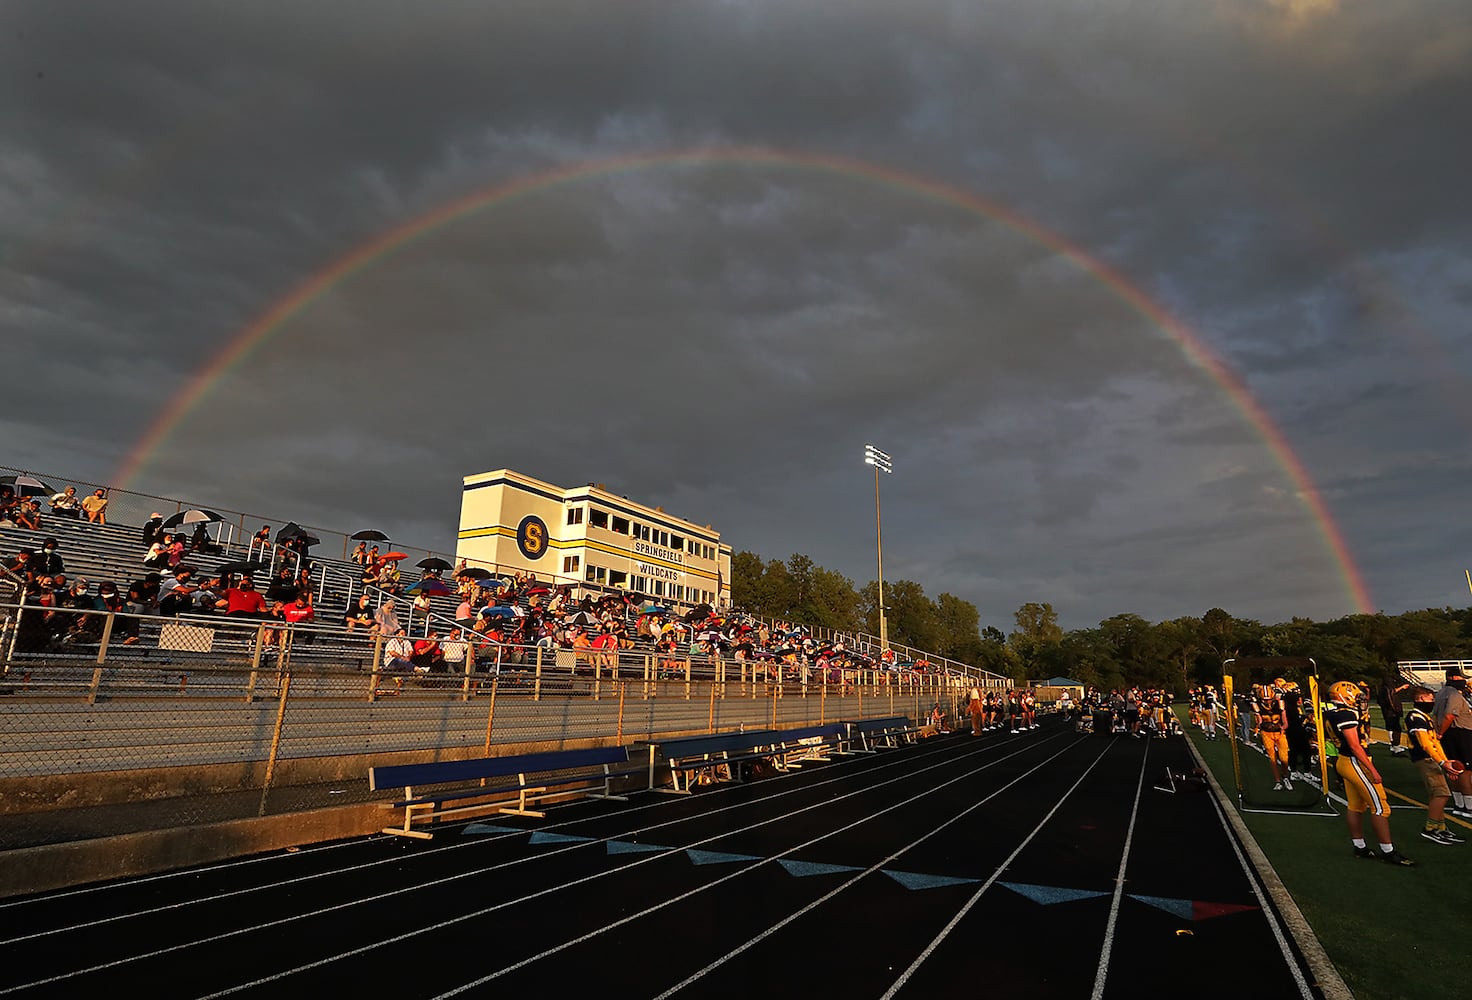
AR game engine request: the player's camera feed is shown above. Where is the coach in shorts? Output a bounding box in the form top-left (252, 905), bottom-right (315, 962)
top-left (1433, 668), bottom-right (1472, 819)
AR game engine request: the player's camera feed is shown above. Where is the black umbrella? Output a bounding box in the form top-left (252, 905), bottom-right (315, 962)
top-left (684, 603), bottom-right (713, 624)
top-left (276, 522), bottom-right (320, 546)
top-left (456, 566), bottom-right (492, 580)
top-left (162, 508), bottom-right (224, 529)
top-left (568, 611), bottom-right (599, 627)
top-left (417, 557), bottom-right (453, 572)
top-left (351, 529), bottom-right (391, 541)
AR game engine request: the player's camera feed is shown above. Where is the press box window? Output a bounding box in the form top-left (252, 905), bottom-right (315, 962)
top-left (562, 555), bottom-right (580, 573)
top-left (585, 565), bottom-right (606, 584)
top-left (566, 507), bottom-right (584, 525)
top-left (590, 509), bottom-right (608, 529)
top-left (611, 516), bottom-right (629, 534)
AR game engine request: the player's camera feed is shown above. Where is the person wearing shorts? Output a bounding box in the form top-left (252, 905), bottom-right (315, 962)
top-left (1405, 688), bottom-right (1465, 845)
top-left (1327, 680), bottom-right (1413, 866)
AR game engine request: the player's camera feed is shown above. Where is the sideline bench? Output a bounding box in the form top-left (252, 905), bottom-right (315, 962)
top-left (848, 715), bottom-right (918, 752)
top-left (770, 722), bottom-right (850, 769)
top-left (368, 745), bottom-right (642, 839)
top-left (649, 729), bottom-right (783, 793)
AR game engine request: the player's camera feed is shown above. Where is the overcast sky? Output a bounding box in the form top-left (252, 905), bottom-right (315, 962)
top-left (5, 1), bottom-right (1470, 630)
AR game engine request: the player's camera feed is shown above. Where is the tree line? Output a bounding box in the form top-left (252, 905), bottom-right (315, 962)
top-left (730, 550), bottom-right (1472, 689)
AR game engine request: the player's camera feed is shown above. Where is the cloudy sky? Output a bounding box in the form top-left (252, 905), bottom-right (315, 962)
top-left (5, 1), bottom-right (1470, 629)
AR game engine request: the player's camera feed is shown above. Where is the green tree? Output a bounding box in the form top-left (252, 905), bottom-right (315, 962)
top-left (1010, 602), bottom-right (1064, 682)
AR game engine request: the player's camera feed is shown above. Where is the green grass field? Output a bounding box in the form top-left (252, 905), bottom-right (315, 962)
top-left (1183, 714), bottom-right (1471, 1000)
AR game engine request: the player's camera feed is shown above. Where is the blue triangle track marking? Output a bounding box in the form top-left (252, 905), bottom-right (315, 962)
top-left (999, 882), bottom-right (1110, 905)
top-left (883, 870), bottom-right (980, 890)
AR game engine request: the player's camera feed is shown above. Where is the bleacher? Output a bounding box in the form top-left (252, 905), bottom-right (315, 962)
top-left (0, 476), bottom-right (1001, 690)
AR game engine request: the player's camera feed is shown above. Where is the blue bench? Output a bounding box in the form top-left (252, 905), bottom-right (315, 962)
top-left (368, 745), bottom-right (642, 838)
top-left (848, 715), bottom-right (918, 752)
top-left (770, 722), bottom-right (850, 769)
top-left (649, 729), bottom-right (784, 793)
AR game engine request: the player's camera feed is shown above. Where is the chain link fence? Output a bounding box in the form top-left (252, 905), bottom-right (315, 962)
top-left (0, 602), bottom-right (968, 848)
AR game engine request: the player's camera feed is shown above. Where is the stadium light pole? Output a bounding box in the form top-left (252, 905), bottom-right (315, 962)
top-left (863, 444), bottom-right (892, 653)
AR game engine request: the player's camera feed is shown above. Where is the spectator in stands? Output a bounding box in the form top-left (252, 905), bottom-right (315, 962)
top-left (142, 533), bottom-right (172, 570)
top-left (412, 630), bottom-right (444, 673)
top-left (223, 577), bottom-right (269, 618)
top-left (253, 524), bottom-right (272, 549)
top-left (80, 488), bottom-right (109, 524)
top-left (158, 566), bottom-right (199, 616)
top-left (265, 565), bottom-right (298, 602)
top-left (281, 590), bottom-right (315, 642)
top-left (374, 597), bottom-right (401, 637)
top-left (442, 630), bottom-right (469, 675)
top-left (97, 581), bottom-right (139, 644)
top-left (192, 576), bottom-right (226, 616)
top-left (127, 572), bottom-right (162, 616)
top-left (36, 538), bottom-right (64, 577)
top-left (344, 593), bottom-right (375, 631)
top-left (0, 486), bottom-right (20, 526)
top-left (14, 499), bottom-right (42, 530)
top-left (61, 580), bottom-right (103, 642)
top-left (375, 558), bottom-right (401, 595)
top-left (351, 541), bottom-right (368, 566)
top-left (166, 533), bottom-right (186, 568)
top-left (141, 512), bottom-right (164, 549)
top-left (48, 486), bottom-right (82, 519)
top-left (382, 629), bottom-right (416, 675)
top-left (189, 522), bottom-right (221, 556)
top-left (4, 547), bottom-right (35, 582)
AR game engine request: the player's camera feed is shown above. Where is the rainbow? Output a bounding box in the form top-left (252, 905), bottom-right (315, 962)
top-left (112, 146), bottom-right (1375, 614)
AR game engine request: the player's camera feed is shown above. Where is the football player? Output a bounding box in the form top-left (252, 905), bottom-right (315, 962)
top-left (1405, 687), bottom-right (1465, 845)
top-left (1327, 680), bottom-right (1414, 865)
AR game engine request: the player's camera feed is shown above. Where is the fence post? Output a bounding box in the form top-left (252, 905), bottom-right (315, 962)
top-left (257, 671), bottom-right (292, 817)
top-left (482, 676), bottom-right (499, 754)
top-left (617, 681), bottom-right (625, 743)
top-left (533, 646), bottom-right (543, 701)
top-left (245, 623), bottom-right (266, 702)
top-left (684, 656), bottom-right (691, 701)
top-left (87, 612), bottom-right (117, 705)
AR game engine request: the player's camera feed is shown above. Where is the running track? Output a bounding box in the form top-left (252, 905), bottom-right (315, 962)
top-left (0, 718), bottom-right (1324, 998)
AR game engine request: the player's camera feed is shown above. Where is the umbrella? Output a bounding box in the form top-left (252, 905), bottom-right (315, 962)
top-left (527, 585), bottom-right (552, 595)
top-left (405, 578), bottom-right (453, 596)
top-left (417, 557), bottom-right (453, 572)
top-left (568, 611), bottom-right (599, 627)
top-left (474, 577), bottom-right (509, 589)
top-left (161, 508), bottom-right (224, 529)
top-left (380, 551), bottom-right (410, 561)
top-left (479, 605), bottom-right (518, 618)
top-left (2, 475), bottom-right (54, 497)
top-left (351, 529), bottom-right (391, 541)
top-left (684, 603), bottom-right (713, 623)
top-left (276, 522), bottom-right (320, 546)
top-left (456, 567), bottom-right (492, 580)
top-left (639, 605), bottom-right (671, 616)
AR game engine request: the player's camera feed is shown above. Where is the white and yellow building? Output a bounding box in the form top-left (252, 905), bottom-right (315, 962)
top-left (456, 469), bottom-right (731, 607)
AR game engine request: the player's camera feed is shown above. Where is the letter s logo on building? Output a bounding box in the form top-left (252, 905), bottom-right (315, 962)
top-left (516, 515), bottom-right (549, 560)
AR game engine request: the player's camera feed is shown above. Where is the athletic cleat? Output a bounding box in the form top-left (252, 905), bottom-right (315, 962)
top-left (1438, 828), bottom-right (1466, 844)
top-left (1377, 849), bottom-right (1416, 867)
top-left (1283, 778), bottom-right (1293, 790)
top-left (1353, 845), bottom-right (1376, 860)
top-left (1422, 829), bottom-right (1461, 845)
top-left (1010, 729), bottom-right (1018, 734)
top-left (1273, 782), bottom-right (1283, 791)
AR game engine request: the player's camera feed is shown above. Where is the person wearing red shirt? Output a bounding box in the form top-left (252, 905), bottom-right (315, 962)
top-left (224, 578), bottom-right (269, 617)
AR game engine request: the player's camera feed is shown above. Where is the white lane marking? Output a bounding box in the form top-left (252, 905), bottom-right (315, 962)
top-left (662, 738), bottom-right (1115, 999)
top-left (880, 737), bottom-right (1121, 999)
top-left (1089, 738), bottom-right (1151, 1000)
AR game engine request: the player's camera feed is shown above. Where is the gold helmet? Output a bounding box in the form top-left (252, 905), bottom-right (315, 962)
top-left (1328, 680), bottom-right (1360, 706)
top-left (1273, 677), bottom-right (1287, 689)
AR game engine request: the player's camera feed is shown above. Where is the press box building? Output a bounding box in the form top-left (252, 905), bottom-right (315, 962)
top-left (456, 469), bottom-right (731, 607)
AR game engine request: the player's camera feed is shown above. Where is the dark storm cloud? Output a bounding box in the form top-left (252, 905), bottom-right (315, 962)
top-left (4, 0), bottom-right (1470, 628)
